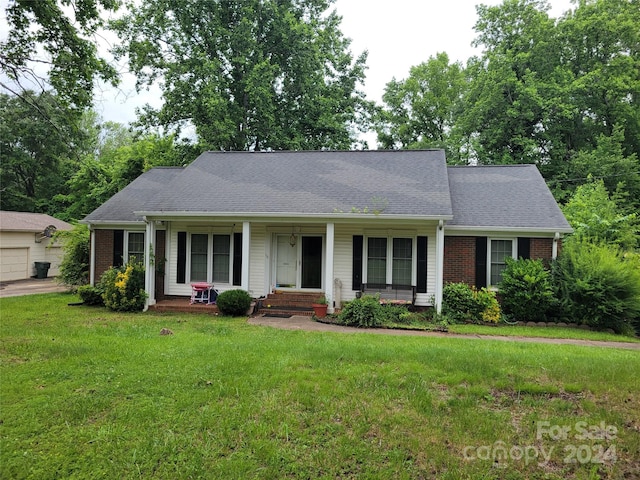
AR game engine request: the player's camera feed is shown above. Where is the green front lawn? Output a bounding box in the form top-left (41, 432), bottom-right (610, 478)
top-left (1, 294), bottom-right (638, 479)
top-left (448, 324), bottom-right (640, 343)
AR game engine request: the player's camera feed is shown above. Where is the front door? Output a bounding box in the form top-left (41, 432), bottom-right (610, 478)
top-left (274, 235), bottom-right (323, 289)
top-left (275, 235), bottom-right (297, 288)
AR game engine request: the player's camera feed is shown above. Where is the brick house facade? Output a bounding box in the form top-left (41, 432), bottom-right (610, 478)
top-left (443, 236), bottom-right (557, 287)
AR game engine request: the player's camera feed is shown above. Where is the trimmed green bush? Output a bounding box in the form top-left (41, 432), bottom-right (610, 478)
top-left (442, 282), bottom-right (501, 323)
top-left (101, 262), bottom-right (147, 312)
top-left (500, 257), bottom-right (555, 322)
top-left (338, 295), bottom-right (384, 328)
top-left (553, 240), bottom-right (640, 335)
top-left (77, 285), bottom-right (104, 306)
top-left (442, 282), bottom-right (478, 323)
top-left (216, 289), bottom-right (252, 316)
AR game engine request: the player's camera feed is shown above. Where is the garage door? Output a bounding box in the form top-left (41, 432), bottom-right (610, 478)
top-left (0, 247), bottom-right (29, 282)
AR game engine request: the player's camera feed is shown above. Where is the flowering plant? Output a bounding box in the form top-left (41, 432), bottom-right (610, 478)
top-left (100, 261), bottom-right (147, 312)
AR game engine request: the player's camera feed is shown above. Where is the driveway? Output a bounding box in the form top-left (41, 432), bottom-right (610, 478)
top-left (248, 315), bottom-right (640, 350)
top-left (0, 278), bottom-right (69, 298)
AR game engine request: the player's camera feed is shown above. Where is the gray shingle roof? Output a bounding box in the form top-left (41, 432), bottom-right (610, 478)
top-left (85, 150), bottom-right (453, 221)
top-left (446, 165), bottom-right (572, 231)
top-left (83, 167), bottom-right (184, 223)
top-left (83, 151), bottom-right (571, 232)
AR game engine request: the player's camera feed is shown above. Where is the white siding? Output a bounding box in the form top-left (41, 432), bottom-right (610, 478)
top-left (249, 225), bottom-right (266, 297)
top-left (333, 223), bottom-right (438, 307)
top-left (0, 232), bottom-right (65, 282)
top-left (164, 220), bottom-right (438, 305)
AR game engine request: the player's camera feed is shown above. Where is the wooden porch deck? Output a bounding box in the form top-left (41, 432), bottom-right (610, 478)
top-left (150, 297), bottom-right (220, 314)
top-left (149, 291), bottom-right (320, 316)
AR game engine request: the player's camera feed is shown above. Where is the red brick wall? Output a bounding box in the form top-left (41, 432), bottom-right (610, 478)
top-left (93, 228), bottom-right (166, 298)
top-left (93, 229), bottom-right (114, 283)
top-left (443, 236), bottom-right (557, 287)
top-left (443, 236), bottom-right (476, 285)
top-left (530, 238), bottom-right (555, 267)
top-left (530, 238), bottom-right (552, 260)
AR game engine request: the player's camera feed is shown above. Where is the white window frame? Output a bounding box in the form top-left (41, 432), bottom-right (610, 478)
top-left (363, 235), bottom-right (416, 286)
top-left (186, 232), bottom-right (234, 285)
top-left (124, 231), bottom-right (145, 264)
top-left (486, 238), bottom-right (517, 288)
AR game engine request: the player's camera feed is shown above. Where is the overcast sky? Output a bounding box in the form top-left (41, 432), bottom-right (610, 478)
top-left (2, 0), bottom-right (575, 127)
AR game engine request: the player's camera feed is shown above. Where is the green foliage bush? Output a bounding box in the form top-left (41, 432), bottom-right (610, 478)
top-left (216, 289), bottom-right (252, 316)
top-left (100, 262), bottom-right (147, 312)
top-left (77, 285), bottom-right (104, 306)
top-left (442, 282), bottom-right (501, 323)
top-left (553, 240), bottom-right (640, 335)
top-left (442, 282), bottom-right (478, 323)
top-left (55, 223), bottom-right (90, 289)
top-left (500, 258), bottom-right (555, 322)
top-left (338, 295), bottom-right (384, 328)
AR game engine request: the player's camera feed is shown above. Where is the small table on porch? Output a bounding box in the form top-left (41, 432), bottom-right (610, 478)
top-left (190, 282), bottom-right (214, 304)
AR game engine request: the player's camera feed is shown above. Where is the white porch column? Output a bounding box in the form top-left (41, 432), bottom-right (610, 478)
top-left (89, 227), bottom-right (96, 286)
top-left (325, 222), bottom-right (335, 314)
top-left (241, 221), bottom-right (251, 292)
top-left (434, 220), bottom-right (445, 313)
top-left (144, 219), bottom-right (156, 310)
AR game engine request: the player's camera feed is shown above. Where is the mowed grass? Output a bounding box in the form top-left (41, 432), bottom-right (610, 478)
top-left (448, 324), bottom-right (640, 343)
top-left (1, 294), bottom-right (639, 479)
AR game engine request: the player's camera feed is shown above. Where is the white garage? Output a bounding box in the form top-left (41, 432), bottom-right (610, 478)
top-left (0, 211), bottom-right (72, 283)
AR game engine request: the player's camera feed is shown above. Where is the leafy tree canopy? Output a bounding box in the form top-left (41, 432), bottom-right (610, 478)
top-left (375, 52), bottom-right (468, 162)
top-left (562, 179), bottom-right (638, 251)
top-left (111, 0), bottom-right (370, 151)
top-left (0, 0), bottom-right (120, 114)
top-left (0, 91), bottom-right (87, 213)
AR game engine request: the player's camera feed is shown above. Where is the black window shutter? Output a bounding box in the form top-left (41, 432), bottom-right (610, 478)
top-left (518, 237), bottom-right (531, 260)
top-left (113, 230), bottom-right (124, 267)
top-left (416, 236), bottom-right (428, 293)
top-left (475, 237), bottom-right (487, 289)
top-left (233, 233), bottom-right (242, 286)
top-left (352, 235), bottom-right (363, 291)
top-left (177, 232), bottom-right (187, 284)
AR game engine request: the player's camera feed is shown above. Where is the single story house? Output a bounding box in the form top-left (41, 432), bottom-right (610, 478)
top-left (0, 211), bottom-right (72, 282)
top-left (82, 150), bottom-right (572, 312)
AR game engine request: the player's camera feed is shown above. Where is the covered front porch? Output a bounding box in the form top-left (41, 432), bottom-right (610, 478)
top-left (142, 215), bottom-right (443, 313)
top-left (143, 218), bottom-right (337, 313)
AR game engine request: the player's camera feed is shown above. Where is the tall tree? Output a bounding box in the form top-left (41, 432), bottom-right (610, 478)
top-left (460, 0), bottom-right (558, 165)
top-left (111, 0), bottom-right (370, 151)
top-left (460, 0), bottom-right (640, 173)
top-left (375, 52), bottom-right (468, 162)
top-left (0, 91), bottom-right (83, 213)
top-left (556, 0), bottom-right (640, 158)
top-left (0, 0), bottom-right (120, 114)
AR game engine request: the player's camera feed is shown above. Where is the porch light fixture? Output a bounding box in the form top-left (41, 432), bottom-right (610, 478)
top-left (289, 233), bottom-right (297, 247)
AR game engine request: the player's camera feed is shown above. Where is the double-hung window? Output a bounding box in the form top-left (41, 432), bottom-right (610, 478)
top-left (488, 238), bottom-right (515, 286)
top-left (366, 236), bottom-right (413, 286)
top-left (367, 237), bottom-right (387, 285)
top-left (190, 234), bottom-right (209, 282)
top-left (212, 234), bottom-right (231, 283)
top-left (392, 238), bottom-right (412, 285)
top-left (189, 233), bottom-right (232, 284)
top-left (126, 232), bottom-right (145, 264)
